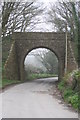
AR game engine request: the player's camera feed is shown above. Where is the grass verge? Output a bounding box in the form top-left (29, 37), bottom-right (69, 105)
top-left (0, 79), bottom-right (21, 89)
top-left (27, 73), bottom-right (58, 81)
top-left (1, 74), bottom-right (58, 89)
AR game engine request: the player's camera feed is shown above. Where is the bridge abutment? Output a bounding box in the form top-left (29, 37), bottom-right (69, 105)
top-left (4, 41), bottom-right (20, 80)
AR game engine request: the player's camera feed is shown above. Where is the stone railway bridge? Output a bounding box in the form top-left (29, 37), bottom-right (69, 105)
top-left (4, 32), bottom-right (77, 81)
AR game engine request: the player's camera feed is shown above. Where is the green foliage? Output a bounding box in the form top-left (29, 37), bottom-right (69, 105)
top-left (27, 73), bottom-right (57, 81)
top-left (0, 80), bottom-right (2, 88)
top-left (2, 79), bottom-right (21, 88)
top-left (58, 70), bottom-right (79, 110)
top-left (79, 95), bottom-right (80, 111)
top-left (63, 88), bottom-right (74, 100)
top-left (58, 83), bottom-right (78, 109)
top-left (73, 70), bottom-right (80, 79)
top-left (58, 77), bottom-right (68, 91)
top-left (70, 94), bottom-right (78, 109)
top-left (58, 81), bottom-right (65, 91)
top-left (67, 93), bottom-right (78, 109)
top-left (72, 70), bottom-right (80, 92)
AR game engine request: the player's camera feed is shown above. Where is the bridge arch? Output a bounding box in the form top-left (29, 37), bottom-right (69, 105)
top-left (4, 32), bottom-right (75, 81)
top-left (22, 46), bottom-right (59, 80)
top-left (13, 32), bottom-right (66, 81)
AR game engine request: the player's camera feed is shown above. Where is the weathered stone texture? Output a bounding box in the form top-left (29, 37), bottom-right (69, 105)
top-left (4, 41), bottom-right (19, 80)
top-left (4, 32), bottom-right (77, 81)
top-left (67, 41), bottom-right (78, 71)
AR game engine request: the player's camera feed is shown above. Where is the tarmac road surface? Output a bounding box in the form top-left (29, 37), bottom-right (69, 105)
top-left (2, 77), bottom-right (78, 118)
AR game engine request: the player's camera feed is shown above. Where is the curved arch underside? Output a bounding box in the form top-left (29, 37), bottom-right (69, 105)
top-left (24, 48), bottom-right (59, 78)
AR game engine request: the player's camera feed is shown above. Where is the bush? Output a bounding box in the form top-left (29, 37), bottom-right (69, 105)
top-left (78, 95), bottom-right (80, 111)
top-left (70, 94), bottom-right (78, 109)
top-left (63, 88), bottom-right (73, 100)
top-left (72, 70), bottom-right (80, 92)
top-left (58, 70), bottom-right (79, 110)
top-left (73, 70), bottom-right (80, 80)
top-left (58, 80), bottom-right (67, 91)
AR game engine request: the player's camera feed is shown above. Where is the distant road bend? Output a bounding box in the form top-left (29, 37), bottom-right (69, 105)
top-left (2, 77), bottom-right (78, 118)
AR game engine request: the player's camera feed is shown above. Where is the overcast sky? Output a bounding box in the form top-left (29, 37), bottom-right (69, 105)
top-left (39, 0), bottom-right (57, 3)
top-left (1, 0), bottom-right (57, 32)
top-left (27, 0), bottom-right (57, 32)
top-left (25, 0), bottom-right (57, 63)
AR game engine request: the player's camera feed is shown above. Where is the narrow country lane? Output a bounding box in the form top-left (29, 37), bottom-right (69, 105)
top-left (2, 77), bottom-right (78, 118)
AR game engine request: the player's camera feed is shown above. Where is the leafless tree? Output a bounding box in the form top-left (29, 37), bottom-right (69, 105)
top-left (47, 0), bottom-right (80, 64)
top-left (2, 1), bottom-right (44, 37)
top-left (29, 49), bottom-right (58, 74)
top-left (47, 0), bottom-right (80, 37)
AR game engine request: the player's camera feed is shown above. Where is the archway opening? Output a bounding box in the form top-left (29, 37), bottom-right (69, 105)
top-left (23, 48), bottom-right (59, 81)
